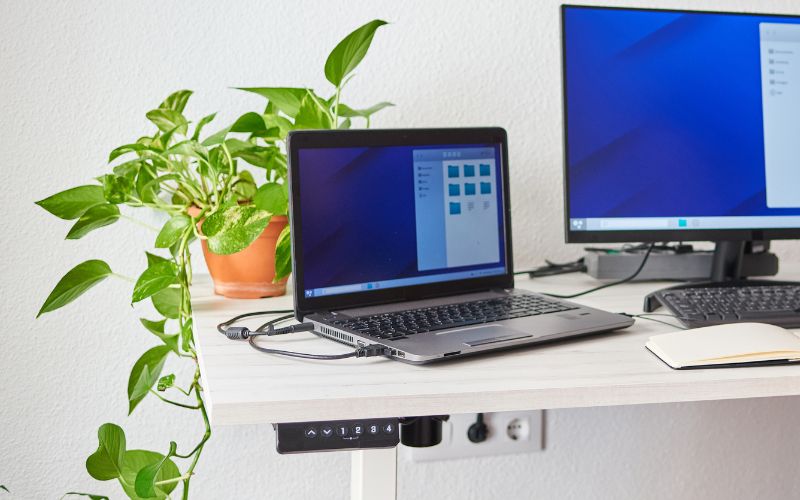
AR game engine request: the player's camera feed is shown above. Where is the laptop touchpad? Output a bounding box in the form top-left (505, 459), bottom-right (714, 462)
top-left (437, 325), bottom-right (533, 347)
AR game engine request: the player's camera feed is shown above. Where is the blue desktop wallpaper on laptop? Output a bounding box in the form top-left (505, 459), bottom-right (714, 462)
top-left (564, 7), bottom-right (800, 218)
top-left (297, 144), bottom-right (506, 293)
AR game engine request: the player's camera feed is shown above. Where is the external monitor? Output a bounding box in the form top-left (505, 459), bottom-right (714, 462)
top-left (561, 5), bottom-right (800, 250)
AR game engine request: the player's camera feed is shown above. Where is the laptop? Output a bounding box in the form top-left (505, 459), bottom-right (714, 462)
top-left (287, 127), bottom-right (633, 363)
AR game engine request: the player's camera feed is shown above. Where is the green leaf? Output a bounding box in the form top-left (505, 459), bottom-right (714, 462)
top-left (165, 140), bottom-right (209, 161)
top-left (156, 374), bottom-right (175, 392)
top-left (339, 117), bottom-right (352, 129)
top-left (294, 93), bottom-right (333, 130)
top-left (324, 19), bottom-right (388, 87)
top-left (146, 109), bottom-right (188, 135)
top-left (109, 143), bottom-right (147, 162)
top-left (201, 126), bottom-right (230, 147)
top-left (274, 224), bottom-right (292, 281)
top-left (136, 165), bottom-right (158, 203)
top-left (85, 423), bottom-right (126, 481)
top-left (140, 318), bottom-right (179, 353)
top-left (192, 112), bottom-right (217, 141)
top-left (66, 204), bottom-right (120, 240)
top-left (235, 87), bottom-right (308, 117)
top-left (122, 450), bottom-right (179, 499)
top-left (102, 174), bottom-right (134, 204)
top-left (232, 170), bottom-right (257, 201)
top-left (155, 215), bottom-right (191, 249)
top-left (38, 260), bottom-right (112, 317)
top-left (202, 205), bottom-right (271, 255)
top-left (132, 262), bottom-right (177, 303)
top-left (158, 89), bottom-right (193, 113)
top-left (145, 252), bottom-right (171, 267)
top-left (35, 185), bottom-right (105, 220)
top-left (261, 114), bottom-right (294, 138)
top-left (134, 454), bottom-right (168, 498)
top-left (64, 493), bottom-right (109, 500)
top-left (254, 182), bottom-right (288, 215)
top-left (128, 346), bottom-right (171, 414)
top-left (112, 158), bottom-right (142, 181)
top-left (152, 287), bottom-right (181, 319)
top-left (230, 112), bottom-right (267, 133)
top-left (337, 101), bottom-right (394, 118)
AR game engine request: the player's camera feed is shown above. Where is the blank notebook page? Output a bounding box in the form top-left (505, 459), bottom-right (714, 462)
top-left (646, 322), bottom-right (800, 368)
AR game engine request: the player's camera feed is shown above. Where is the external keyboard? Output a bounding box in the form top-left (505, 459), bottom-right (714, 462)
top-left (332, 294), bottom-right (577, 341)
top-left (654, 284), bottom-right (800, 328)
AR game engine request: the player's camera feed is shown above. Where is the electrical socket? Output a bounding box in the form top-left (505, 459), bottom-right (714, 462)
top-left (403, 410), bottom-right (544, 462)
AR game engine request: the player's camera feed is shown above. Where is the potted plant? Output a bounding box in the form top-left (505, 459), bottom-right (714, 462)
top-left (202, 18), bottom-right (394, 298)
top-left (35, 19), bottom-right (390, 499)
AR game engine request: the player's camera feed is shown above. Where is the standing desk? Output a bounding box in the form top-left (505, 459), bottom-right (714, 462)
top-left (191, 269), bottom-right (800, 499)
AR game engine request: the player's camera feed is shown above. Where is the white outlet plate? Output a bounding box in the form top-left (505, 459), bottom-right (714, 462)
top-left (403, 411), bottom-right (544, 462)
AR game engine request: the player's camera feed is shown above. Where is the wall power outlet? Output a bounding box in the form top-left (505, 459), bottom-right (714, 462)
top-left (404, 411), bottom-right (544, 462)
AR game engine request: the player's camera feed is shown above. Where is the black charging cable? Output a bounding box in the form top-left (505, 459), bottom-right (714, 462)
top-left (544, 242), bottom-right (656, 299)
top-left (514, 258), bottom-right (587, 278)
top-left (217, 310), bottom-right (389, 360)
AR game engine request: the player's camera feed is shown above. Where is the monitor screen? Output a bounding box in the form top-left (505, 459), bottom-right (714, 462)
top-left (296, 143), bottom-right (507, 299)
top-left (562, 6), bottom-right (800, 240)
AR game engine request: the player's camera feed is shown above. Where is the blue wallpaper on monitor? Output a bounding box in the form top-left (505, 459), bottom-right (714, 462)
top-left (296, 144), bottom-right (506, 290)
top-left (564, 7), bottom-right (800, 218)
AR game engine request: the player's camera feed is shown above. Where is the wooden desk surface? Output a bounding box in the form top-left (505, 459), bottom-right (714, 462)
top-left (192, 270), bottom-right (800, 425)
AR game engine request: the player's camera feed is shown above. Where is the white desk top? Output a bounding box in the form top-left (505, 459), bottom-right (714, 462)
top-left (192, 270), bottom-right (800, 426)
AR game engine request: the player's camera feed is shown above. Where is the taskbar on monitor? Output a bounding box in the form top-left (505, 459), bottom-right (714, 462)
top-left (570, 216), bottom-right (800, 231)
top-left (305, 266), bottom-right (506, 298)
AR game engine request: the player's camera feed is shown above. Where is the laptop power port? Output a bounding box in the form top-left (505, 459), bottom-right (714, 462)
top-left (443, 351), bottom-right (461, 357)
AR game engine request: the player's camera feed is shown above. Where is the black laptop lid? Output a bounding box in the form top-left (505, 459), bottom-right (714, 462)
top-left (288, 128), bottom-right (514, 319)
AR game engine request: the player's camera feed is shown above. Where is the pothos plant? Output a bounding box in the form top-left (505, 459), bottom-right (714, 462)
top-left (35, 19), bottom-right (390, 499)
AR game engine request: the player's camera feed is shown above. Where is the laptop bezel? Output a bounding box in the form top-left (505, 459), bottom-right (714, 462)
top-left (288, 127), bottom-right (515, 319)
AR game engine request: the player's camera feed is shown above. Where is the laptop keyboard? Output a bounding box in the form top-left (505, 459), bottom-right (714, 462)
top-left (331, 294), bottom-right (578, 341)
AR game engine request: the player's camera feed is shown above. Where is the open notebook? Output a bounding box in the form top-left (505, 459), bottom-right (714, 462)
top-left (646, 322), bottom-right (800, 369)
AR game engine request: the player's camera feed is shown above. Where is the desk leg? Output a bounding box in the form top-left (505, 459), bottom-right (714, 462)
top-left (350, 447), bottom-right (397, 500)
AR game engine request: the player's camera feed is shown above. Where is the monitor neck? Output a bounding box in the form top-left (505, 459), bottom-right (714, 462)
top-left (710, 241), bottom-right (746, 282)
top-left (709, 240), bottom-right (781, 283)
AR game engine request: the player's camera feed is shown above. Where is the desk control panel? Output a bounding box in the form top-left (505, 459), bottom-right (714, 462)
top-left (275, 418), bottom-right (400, 454)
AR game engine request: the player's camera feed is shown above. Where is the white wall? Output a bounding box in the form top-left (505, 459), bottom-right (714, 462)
top-left (3, 0), bottom-right (800, 498)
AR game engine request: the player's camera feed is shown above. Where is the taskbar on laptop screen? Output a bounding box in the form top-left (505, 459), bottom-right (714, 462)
top-left (569, 216), bottom-right (800, 232)
top-left (304, 266), bottom-right (506, 299)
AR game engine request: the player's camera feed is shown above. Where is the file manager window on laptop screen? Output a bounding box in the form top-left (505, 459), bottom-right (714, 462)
top-left (297, 144), bottom-right (507, 299)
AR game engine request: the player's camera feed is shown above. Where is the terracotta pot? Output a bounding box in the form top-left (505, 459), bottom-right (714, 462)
top-left (191, 207), bottom-right (289, 299)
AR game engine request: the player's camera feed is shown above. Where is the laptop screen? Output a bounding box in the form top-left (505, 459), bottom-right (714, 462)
top-left (296, 142), bottom-right (508, 299)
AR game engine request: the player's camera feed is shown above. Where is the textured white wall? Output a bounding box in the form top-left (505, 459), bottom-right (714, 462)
top-left (3, 0), bottom-right (800, 498)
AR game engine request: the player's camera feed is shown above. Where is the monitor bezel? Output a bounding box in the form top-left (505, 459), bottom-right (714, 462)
top-left (560, 4), bottom-right (800, 244)
top-left (288, 127), bottom-right (514, 319)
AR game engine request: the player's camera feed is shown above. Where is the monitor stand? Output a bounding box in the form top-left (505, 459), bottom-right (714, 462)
top-left (643, 240), bottom-right (797, 313)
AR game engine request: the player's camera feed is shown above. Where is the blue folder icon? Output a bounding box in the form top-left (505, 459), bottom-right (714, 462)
top-left (448, 184), bottom-right (460, 196)
top-left (464, 183), bottom-right (476, 196)
top-left (480, 164), bottom-right (491, 176)
top-left (480, 182), bottom-right (491, 194)
top-left (448, 165), bottom-right (459, 178)
top-left (449, 202), bottom-right (461, 215)
top-left (463, 164), bottom-right (476, 177)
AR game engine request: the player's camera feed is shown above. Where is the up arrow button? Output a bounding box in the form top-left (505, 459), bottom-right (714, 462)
top-left (304, 427), bottom-right (318, 438)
